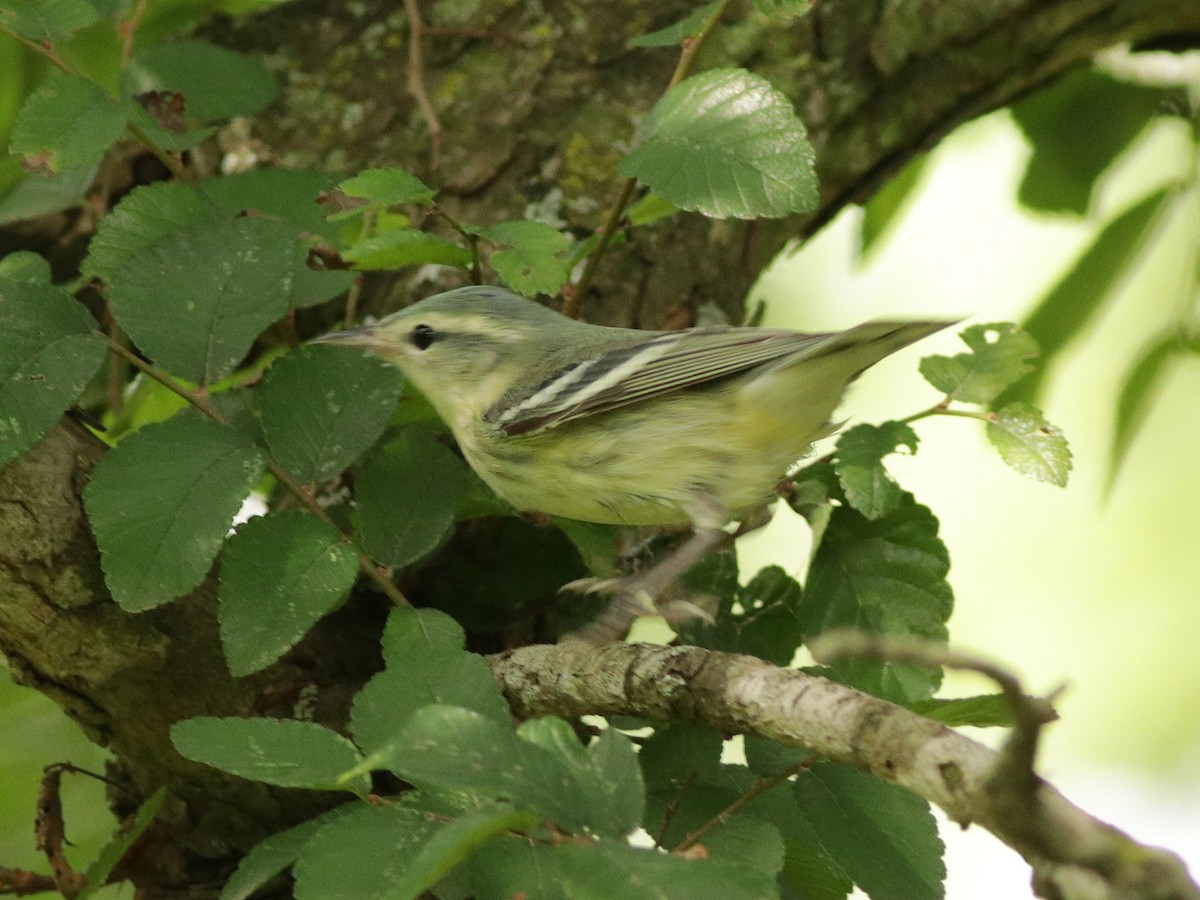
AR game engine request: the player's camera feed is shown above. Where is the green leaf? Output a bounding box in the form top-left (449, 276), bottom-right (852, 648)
top-left (475, 219), bottom-right (571, 297)
top-left (986, 402), bottom-right (1071, 486)
top-left (0, 164), bottom-right (97, 225)
top-left (83, 415), bottom-right (267, 611)
top-left (125, 102), bottom-right (215, 153)
top-left (0, 0), bottom-right (98, 43)
top-left (201, 168), bottom-right (341, 239)
top-left (678, 565), bottom-right (804, 666)
top-left (833, 421), bottom-right (919, 519)
top-left (782, 839), bottom-right (853, 900)
top-left (355, 427), bottom-right (470, 569)
top-left (77, 788), bottom-right (164, 900)
top-left (800, 494), bottom-right (952, 703)
top-left (1008, 188), bottom-right (1171, 403)
top-left (860, 155), bottom-right (928, 259)
top-left (340, 227), bottom-right (472, 270)
top-left (919, 322), bottom-right (1037, 405)
top-left (753, 0), bottom-right (812, 16)
top-left (219, 512), bottom-right (359, 677)
top-left (172, 716), bottom-right (369, 792)
top-left (0, 280), bottom-right (106, 467)
top-left (82, 181), bottom-right (221, 282)
top-left (1109, 334), bottom-right (1181, 489)
top-left (627, 1), bottom-right (722, 47)
top-left (257, 344), bottom-right (403, 483)
top-left (220, 805), bottom-right (356, 900)
top-left (619, 68), bottom-right (817, 219)
top-left (639, 724), bottom-right (725, 795)
top-left (793, 762), bottom-right (944, 900)
top-left (337, 167), bottom-right (437, 208)
top-left (626, 192), bottom-right (679, 226)
top-left (293, 803), bottom-right (536, 900)
top-left (380, 605), bottom-right (466, 663)
top-left (1012, 68), bottom-right (1164, 216)
top-left (9, 74), bottom-right (128, 172)
top-left (908, 694), bottom-right (1017, 728)
top-left (0, 250), bottom-right (51, 283)
top-left (121, 40), bottom-right (277, 121)
top-left (108, 216), bottom-right (296, 384)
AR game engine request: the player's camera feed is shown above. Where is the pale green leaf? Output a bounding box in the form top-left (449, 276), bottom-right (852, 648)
top-left (475, 219), bottom-right (571, 296)
top-left (919, 322), bottom-right (1037, 404)
top-left (833, 421), bottom-right (919, 519)
top-left (341, 228), bottom-right (471, 270)
top-left (627, 1), bottom-right (721, 48)
top-left (337, 167), bottom-right (437, 207)
top-left (986, 402), bottom-right (1071, 486)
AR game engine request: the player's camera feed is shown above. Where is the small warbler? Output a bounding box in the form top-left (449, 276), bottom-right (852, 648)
top-left (315, 285), bottom-right (950, 641)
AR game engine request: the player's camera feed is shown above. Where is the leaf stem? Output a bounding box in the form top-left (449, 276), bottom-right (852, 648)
top-left (672, 759), bottom-right (809, 854)
top-left (104, 339), bottom-right (410, 607)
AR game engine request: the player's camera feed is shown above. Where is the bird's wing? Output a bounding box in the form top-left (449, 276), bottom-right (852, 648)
top-left (490, 327), bottom-right (831, 436)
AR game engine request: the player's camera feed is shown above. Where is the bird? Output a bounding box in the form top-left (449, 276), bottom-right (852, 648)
top-left (314, 285), bottom-right (950, 641)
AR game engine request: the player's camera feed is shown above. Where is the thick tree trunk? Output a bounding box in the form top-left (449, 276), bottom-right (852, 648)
top-left (3, 0), bottom-right (1199, 894)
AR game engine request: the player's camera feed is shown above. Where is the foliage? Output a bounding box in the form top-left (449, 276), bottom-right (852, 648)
top-left (2, 0), bottom-right (1195, 897)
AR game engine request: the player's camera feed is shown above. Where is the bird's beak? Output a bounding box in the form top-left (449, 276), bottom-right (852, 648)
top-left (310, 324), bottom-right (383, 350)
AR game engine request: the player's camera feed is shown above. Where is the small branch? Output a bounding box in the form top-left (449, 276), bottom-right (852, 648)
top-left (653, 770), bottom-right (696, 848)
top-left (404, 0), bottom-right (443, 168)
top-left (124, 120), bottom-right (195, 184)
top-left (434, 206), bottom-right (483, 283)
top-left (104, 339), bottom-right (410, 608)
top-left (673, 760), bottom-right (809, 854)
top-left (0, 865), bottom-right (57, 897)
top-left (35, 766), bottom-right (84, 899)
top-left (116, 0), bottom-right (148, 63)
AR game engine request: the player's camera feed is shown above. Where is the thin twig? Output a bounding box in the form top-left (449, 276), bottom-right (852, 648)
top-left (117, 0), bottom-right (148, 63)
top-left (673, 760), bottom-right (809, 854)
top-left (105, 339), bottom-right (410, 607)
top-left (653, 770), bottom-right (697, 848)
top-left (404, 0), bottom-right (443, 168)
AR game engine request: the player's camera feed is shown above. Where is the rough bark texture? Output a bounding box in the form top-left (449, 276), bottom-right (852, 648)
top-left (3, 0), bottom-right (1200, 895)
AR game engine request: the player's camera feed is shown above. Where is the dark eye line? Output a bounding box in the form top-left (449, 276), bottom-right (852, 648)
top-left (410, 324), bottom-right (437, 350)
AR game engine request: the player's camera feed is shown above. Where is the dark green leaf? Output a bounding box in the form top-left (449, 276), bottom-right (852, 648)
top-left (679, 565), bottom-right (804, 666)
top-left (0, 250), bottom-right (51, 282)
top-left (1109, 334), bottom-right (1181, 489)
top-left (341, 227), bottom-right (472, 270)
top-left (0, 164), bottom-right (96, 225)
top-left (0, 280), bottom-right (106, 466)
top-left (793, 762), bottom-right (944, 900)
top-left (1009, 188), bottom-right (1171, 403)
top-left (355, 427), bottom-right (470, 569)
top-left (337, 167), bottom-right (437, 208)
top-left (986, 402), bottom-right (1071, 486)
top-left (919, 322), bottom-right (1038, 405)
top-left (82, 181), bottom-right (221, 282)
top-left (627, 1), bottom-right (722, 48)
top-left (219, 512), bottom-right (359, 677)
top-left (171, 716), bottom-right (369, 792)
top-left (908, 694), bottom-right (1017, 728)
top-left (743, 735), bottom-right (812, 778)
top-left (77, 788), bottom-right (164, 900)
top-left (125, 102), bottom-right (215, 152)
top-left (0, 0), bottom-right (98, 42)
top-left (475, 220), bottom-right (571, 297)
top-left (201, 168), bottom-right (342, 239)
top-left (781, 839), bottom-right (852, 900)
top-left (83, 416), bottom-right (267, 611)
top-left (379, 605), bottom-right (466, 664)
top-left (800, 494), bottom-right (952, 703)
top-left (639, 724), bottom-right (725, 794)
top-left (9, 74), bottom-right (128, 172)
top-left (258, 344), bottom-right (403, 483)
top-left (293, 802), bottom-right (536, 900)
top-left (1012, 69), bottom-right (1164, 215)
top-left (122, 40), bottom-right (277, 121)
top-left (220, 805), bottom-right (356, 900)
top-left (108, 216), bottom-right (296, 384)
top-left (833, 421), bottom-right (919, 519)
top-left (860, 154), bottom-right (928, 260)
top-left (619, 68), bottom-right (817, 219)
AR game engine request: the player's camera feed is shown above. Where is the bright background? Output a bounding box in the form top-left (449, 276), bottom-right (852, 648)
top-left (2, 109), bottom-right (1197, 898)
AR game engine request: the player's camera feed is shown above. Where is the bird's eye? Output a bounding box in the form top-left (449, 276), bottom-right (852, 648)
top-left (409, 324), bottom-right (437, 351)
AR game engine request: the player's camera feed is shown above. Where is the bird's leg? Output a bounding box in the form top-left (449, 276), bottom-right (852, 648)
top-left (561, 497), bottom-right (772, 644)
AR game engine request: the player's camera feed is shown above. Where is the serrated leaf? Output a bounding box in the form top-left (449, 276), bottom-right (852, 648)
top-left (121, 40), bottom-right (277, 121)
top-left (0, 280), bottom-right (106, 466)
top-left (380, 605), bottom-right (466, 663)
top-left (172, 716), bottom-right (369, 792)
top-left (108, 216), bottom-right (296, 384)
top-left (77, 788), bottom-right (165, 900)
top-left (800, 494), bottom-right (952, 703)
top-left (833, 421), bottom-right (919, 519)
top-left (0, 163), bottom-right (96, 225)
top-left (677, 565), bottom-right (804, 666)
top-left (337, 167), bottom-right (437, 207)
top-left (201, 168), bottom-right (341, 239)
top-left (219, 512), bottom-right (359, 677)
top-left (258, 344), bottom-right (403, 483)
top-left (1109, 335), bottom-right (1181, 489)
top-left (83, 415), bottom-right (267, 610)
top-left (82, 181), bottom-right (222, 282)
top-left (1012, 69), bottom-right (1163, 215)
top-left (626, 192), bottom-right (679, 226)
top-left (340, 227), bottom-right (472, 270)
top-left (355, 427), bottom-right (470, 569)
top-left (125, 101), bottom-right (216, 153)
top-left (919, 322), bottom-right (1038, 404)
top-left (1009, 188), bottom-right (1170, 403)
top-left (986, 402), bottom-right (1071, 486)
top-left (782, 839), bottom-right (853, 900)
top-left (294, 802), bottom-right (536, 900)
top-left (0, 0), bottom-right (98, 43)
top-left (908, 694), bottom-right (1018, 728)
top-left (220, 805), bottom-right (356, 900)
top-left (0, 250), bottom-right (51, 282)
top-left (9, 74), bottom-right (128, 173)
top-left (627, 1), bottom-right (722, 47)
top-left (619, 68), bottom-right (817, 219)
top-left (639, 724), bottom-right (726, 795)
top-left (475, 220), bottom-right (571, 297)
top-left (793, 762), bottom-right (944, 900)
